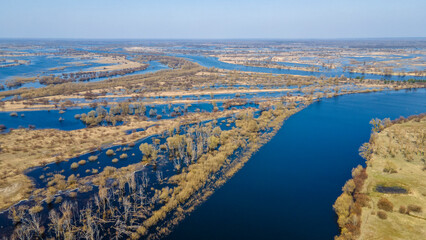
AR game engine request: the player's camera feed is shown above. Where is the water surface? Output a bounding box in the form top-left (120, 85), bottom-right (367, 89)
top-left (166, 89), bottom-right (426, 240)
top-left (179, 55), bottom-right (424, 81)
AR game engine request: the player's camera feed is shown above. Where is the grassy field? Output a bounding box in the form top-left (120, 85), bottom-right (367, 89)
top-left (360, 115), bottom-right (426, 239)
top-left (335, 114), bottom-right (426, 240)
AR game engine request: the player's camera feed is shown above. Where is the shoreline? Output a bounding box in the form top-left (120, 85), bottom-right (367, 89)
top-left (334, 114), bottom-right (426, 240)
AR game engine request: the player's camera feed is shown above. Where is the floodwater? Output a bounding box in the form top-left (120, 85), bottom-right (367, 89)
top-left (0, 89), bottom-right (424, 239)
top-left (0, 101), bottom-right (257, 131)
top-left (0, 115), bottom-right (239, 238)
top-left (166, 88), bottom-right (426, 240)
top-left (0, 56), bottom-right (170, 91)
top-left (179, 55), bottom-right (424, 81)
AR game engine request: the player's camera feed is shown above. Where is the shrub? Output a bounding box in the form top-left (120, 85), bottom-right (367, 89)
top-left (137, 226), bottom-right (147, 236)
top-left (112, 158), bottom-right (118, 163)
top-left (377, 197), bottom-right (393, 212)
top-left (67, 174), bottom-right (77, 185)
top-left (70, 162), bottom-right (79, 169)
top-left (29, 205), bottom-right (43, 214)
top-left (407, 204), bottom-right (422, 213)
top-left (354, 193), bottom-right (369, 207)
top-left (140, 143), bottom-right (157, 160)
top-left (208, 136), bottom-right (220, 150)
top-left (352, 165), bottom-right (368, 191)
top-left (45, 196), bottom-right (54, 204)
top-left (9, 112), bottom-right (18, 117)
top-left (54, 196), bottom-right (63, 204)
top-left (103, 166), bottom-right (116, 176)
top-left (88, 155), bottom-right (98, 161)
top-left (78, 160), bottom-right (86, 165)
top-left (120, 153), bottom-right (128, 159)
top-left (383, 161), bottom-right (398, 173)
top-left (149, 108), bottom-right (157, 116)
top-left (130, 233), bottom-right (140, 240)
top-left (106, 149), bottom-right (115, 156)
top-left (333, 193), bottom-right (353, 226)
top-left (342, 179), bottom-right (356, 194)
top-left (399, 205), bottom-right (406, 214)
top-left (92, 169), bottom-right (99, 174)
top-left (377, 211), bottom-right (387, 220)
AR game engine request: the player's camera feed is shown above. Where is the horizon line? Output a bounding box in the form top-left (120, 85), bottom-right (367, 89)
top-left (0, 37), bottom-right (426, 41)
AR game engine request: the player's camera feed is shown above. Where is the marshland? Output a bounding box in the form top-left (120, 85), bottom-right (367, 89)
top-left (0, 38), bottom-right (425, 240)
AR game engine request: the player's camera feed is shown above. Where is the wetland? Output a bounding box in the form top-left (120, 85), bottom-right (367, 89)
top-left (0, 39), bottom-right (425, 240)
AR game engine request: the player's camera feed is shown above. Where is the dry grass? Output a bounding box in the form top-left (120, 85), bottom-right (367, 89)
top-left (0, 109), bottom-right (241, 211)
top-left (358, 115), bottom-right (426, 240)
top-left (91, 56), bottom-right (145, 72)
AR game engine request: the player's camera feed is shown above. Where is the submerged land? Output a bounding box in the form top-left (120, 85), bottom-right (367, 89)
top-left (0, 39), bottom-right (425, 239)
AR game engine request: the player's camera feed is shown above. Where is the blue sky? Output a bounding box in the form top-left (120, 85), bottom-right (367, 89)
top-left (0, 0), bottom-right (425, 39)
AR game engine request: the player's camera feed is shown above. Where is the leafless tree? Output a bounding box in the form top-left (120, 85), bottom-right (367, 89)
top-left (59, 201), bottom-right (76, 236)
top-left (156, 171), bottom-right (163, 183)
top-left (8, 205), bottom-right (28, 225)
top-left (80, 205), bottom-right (101, 240)
top-left (136, 188), bottom-right (146, 207)
top-left (28, 212), bottom-right (44, 238)
top-left (49, 209), bottom-right (62, 238)
top-left (112, 219), bottom-right (128, 240)
top-left (11, 224), bottom-right (33, 240)
top-left (122, 197), bottom-right (132, 224)
top-left (129, 172), bottom-right (136, 193)
top-left (141, 172), bottom-right (149, 189)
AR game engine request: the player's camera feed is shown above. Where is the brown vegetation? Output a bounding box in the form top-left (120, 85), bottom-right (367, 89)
top-left (377, 198), bottom-right (393, 212)
top-left (336, 114), bottom-right (426, 240)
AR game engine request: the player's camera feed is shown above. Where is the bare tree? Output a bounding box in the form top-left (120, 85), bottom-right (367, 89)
top-left (128, 172), bottom-right (136, 193)
top-left (11, 224), bottom-right (33, 240)
top-left (112, 219), bottom-right (128, 240)
top-left (156, 171), bottom-right (163, 183)
top-left (8, 205), bottom-right (28, 225)
top-left (122, 197), bottom-right (132, 224)
top-left (140, 172), bottom-right (149, 189)
top-left (80, 205), bottom-right (101, 240)
top-left (28, 212), bottom-right (44, 238)
top-left (49, 209), bottom-right (62, 238)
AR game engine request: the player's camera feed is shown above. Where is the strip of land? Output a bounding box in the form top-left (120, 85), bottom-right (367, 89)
top-left (334, 114), bottom-right (426, 240)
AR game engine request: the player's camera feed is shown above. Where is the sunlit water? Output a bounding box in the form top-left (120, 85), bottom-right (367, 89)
top-left (166, 88), bottom-right (426, 240)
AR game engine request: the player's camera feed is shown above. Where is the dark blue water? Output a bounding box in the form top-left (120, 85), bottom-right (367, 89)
top-left (0, 109), bottom-right (86, 131)
top-left (166, 88), bottom-right (426, 240)
top-left (179, 55), bottom-right (424, 81)
top-left (0, 101), bottom-right (257, 131)
top-left (24, 115), bottom-right (236, 189)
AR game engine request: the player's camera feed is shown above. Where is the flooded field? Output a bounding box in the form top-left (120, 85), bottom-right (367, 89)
top-left (0, 39), bottom-right (424, 240)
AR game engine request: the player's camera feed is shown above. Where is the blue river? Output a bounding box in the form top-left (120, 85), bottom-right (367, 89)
top-left (166, 88), bottom-right (426, 240)
top-left (178, 55), bottom-right (424, 81)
